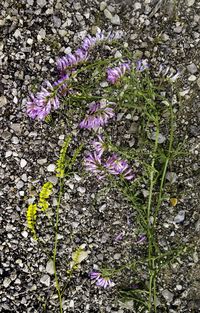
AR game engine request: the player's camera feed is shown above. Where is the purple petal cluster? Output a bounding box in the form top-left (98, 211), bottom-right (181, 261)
top-left (27, 81), bottom-right (59, 120)
top-left (107, 62), bottom-right (130, 84)
top-left (105, 154), bottom-right (135, 180)
top-left (57, 31), bottom-right (124, 74)
top-left (89, 271), bottom-right (115, 289)
top-left (136, 59), bottom-right (149, 72)
top-left (84, 137), bottom-right (135, 181)
top-left (92, 135), bottom-right (105, 157)
top-left (53, 74), bottom-right (70, 96)
top-left (84, 152), bottom-right (105, 179)
top-left (80, 100), bottom-right (115, 130)
top-left (57, 48), bottom-right (88, 73)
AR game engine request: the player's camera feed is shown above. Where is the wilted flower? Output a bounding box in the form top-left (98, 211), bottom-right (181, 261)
top-left (26, 81), bottom-right (59, 120)
top-left (136, 234), bottom-right (146, 244)
top-left (80, 100), bottom-right (115, 130)
top-left (92, 135), bottom-right (106, 157)
top-left (136, 59), bottom-right (149, 72)
top-left (107, 62), bottom-right (130, 84)
top-left (84, 152), bottom-right (105, 179)
top-left (114, 232), bottom-right (124, 242)
top-left (105, 154), bottom-right (135, 180)
top-left (89, 271), bottom-right (115, 289)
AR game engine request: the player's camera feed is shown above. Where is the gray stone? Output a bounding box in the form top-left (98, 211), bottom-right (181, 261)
top-left (166, 172), bottom-right (178, 184)
top-left (104, 9), bottom-right (112, 20)
top-left (53, 16), bottom-right (62, 28)
top-left (37, 0), bottom-right (46, 7)
top-left (46, 260), bottom-right (54, 275)
top-left (27, 0), bottom-right (34, 5)
top-left (37, 158), bottom-right (47, 165)
top-left (149, 132), bottom-right (166, 143)
top-left (100, 1), bottom-right (107, 11)
top-left (197, 77), bottom-right (200, 88)
top-left (0, 96), bottom-right (7, 108)
top-left (134, 2), bottom-right (142, 10)
top-left (12, 136), bottom-right (19, 144)
top-left (3, 277), bottom-right (11, 288)
top-left (20, 159), bottom-right (27, 168)
top-left (111, 14), bottom-right (120, 25)
top-left (47, 175), bottom-right (58, 185)
top-left (10, 123), bottom-right (21, 133)
top-left (187, 63), bottom-right (198, 74)
top-left (40, 274), bottom-right (50, 287)
top-left (174, 210), bottom-right (185, 223)
top-left (162, 289), bottom-right (174, 302)
top-left (16, 180), bottom-right (24, 189)
top-left (47, 164), bottom-right (56, 172)
top-left (188, 75), bottom-right (196, 81)
top-left (186, 0), bottom-right (195, 6)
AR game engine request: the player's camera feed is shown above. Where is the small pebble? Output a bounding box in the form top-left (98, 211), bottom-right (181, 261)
top-left (40, 274), bottom-right (50, 287)
top-left (47, 164), bottom-right (56, 172)
top-left (174, 210), bottom-right (185, 223)
top-left (20, 159), bottom-right (27, 168)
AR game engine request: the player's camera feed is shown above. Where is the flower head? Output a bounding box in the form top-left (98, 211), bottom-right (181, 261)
top-left (105, 154), bottom-right (135, 180)
top-left (107, 62), bottom-right (130, 84)
top-left (26, 81), bottom-right (59, 120)
top-left (57, 48), bottom-right (88, 73)
top-left (92, 135), bottom-right (106, 157)
top-left (84, 152), bottom-right (105, 179)
top-left (89, 271), bottom-right (115, 289)
top-left (80, 100), bottom-right (115, 130)
top-left (54, 74), bottom-right (70, 96)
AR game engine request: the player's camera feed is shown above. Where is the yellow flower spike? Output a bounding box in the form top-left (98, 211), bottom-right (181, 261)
top-left (26, 203), bottom-right (38, 240)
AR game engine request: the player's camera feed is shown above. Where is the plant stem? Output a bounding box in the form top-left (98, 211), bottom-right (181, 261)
top-left (147, 115), bottom-right (159, 313)
top-left (53, 177), bottom-right (64, 313)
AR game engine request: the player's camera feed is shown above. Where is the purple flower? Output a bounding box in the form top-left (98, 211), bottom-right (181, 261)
top-left (80, 100), bottom-right (115, 130)
top-left (105, 154), bottom-right (135, 180)
top-left (81, 31), bottom-right (121, 52)
top-left (54, 74), bottom-right (69, 96)
top-left (26, 81), bottom-right (60, 120)
top-left (57, 48), bottom-right (88, 73)
top-left (84, 152), bottom-right (105, 179)
top-left (136, 59), bottom-right (149, 72)
top-left (92, 135), bottom-right (106, 157)
top-left (107, 62), bottom-right (130, 84)
top-left (89, 271), bottom-right (115, 289)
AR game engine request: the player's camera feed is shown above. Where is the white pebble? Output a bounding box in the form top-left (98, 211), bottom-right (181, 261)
top-left (20, 159), bottom-right (27, 168)
top-left (47, 164), bottom-right (56, 172)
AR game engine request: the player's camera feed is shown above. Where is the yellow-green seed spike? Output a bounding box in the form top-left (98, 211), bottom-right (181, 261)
top-left (38, 182), bottom-right (53, 211)
top-left (26, 203), bottom-right (38, 240)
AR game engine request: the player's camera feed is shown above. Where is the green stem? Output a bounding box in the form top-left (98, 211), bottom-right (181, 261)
top-left (147, 115), bottom-right (159, 313)
top-left (53, 177), bottom-right (64, 313)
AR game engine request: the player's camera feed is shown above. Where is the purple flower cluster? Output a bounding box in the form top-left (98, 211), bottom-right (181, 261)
top-left (107, 62), bottom-right (130, 84)
top-left (89, 271), bottom-right (115, 289)
top-left (27, 30), bottom-right (123, 120)
top-left (57, 48), bottom-right (88, 73)
top-left (80, 100), bottom-right (115, 130)
top-left (27, 81), bottom-right (60, 120)
top-left (57, 31), bottom-right (123, 74)
top-left (53, 74), bottom-right (70, 96)
top-left (105, 154), bottom-right (135, 180)
top-left (84, 152), bottom-right (105, 180)
top-left (84, 136), bottom-right (135, 181)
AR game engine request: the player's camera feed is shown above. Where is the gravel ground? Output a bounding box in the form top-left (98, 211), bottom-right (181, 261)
top-left (0, 0), bottom-right (200, 312)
